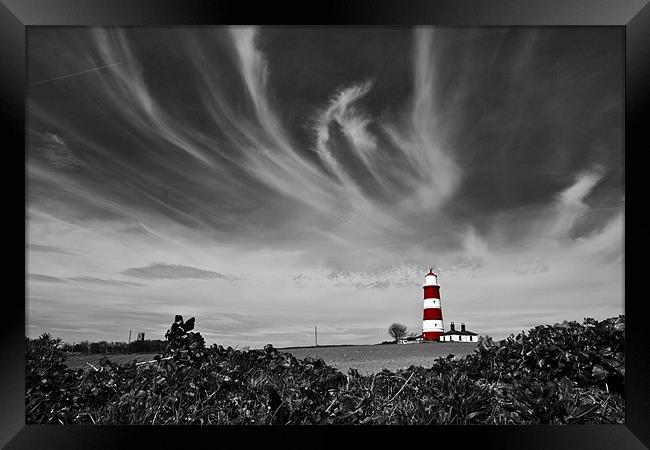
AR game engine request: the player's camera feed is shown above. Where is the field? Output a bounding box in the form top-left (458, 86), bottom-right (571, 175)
top-left (63, 343), bottom-right (477, 374)
top-left (28, 315), bottom-right (625, 425)
top-left (281, 342), bottom-right (478, 374)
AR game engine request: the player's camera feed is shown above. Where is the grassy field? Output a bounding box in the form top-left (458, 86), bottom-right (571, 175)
top-left (281, 342), bottom-right (478, 374)
top-left (64, 342), bottom-right (477, 374)
top-left (31, 316), bottom-right (623, 424)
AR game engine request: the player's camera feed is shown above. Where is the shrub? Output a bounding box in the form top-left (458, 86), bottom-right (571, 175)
top-left (25, 315), bottom-right (624, 424)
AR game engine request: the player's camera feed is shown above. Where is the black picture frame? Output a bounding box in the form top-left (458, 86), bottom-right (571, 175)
top-left (3, 0), bottom-right (648, 448)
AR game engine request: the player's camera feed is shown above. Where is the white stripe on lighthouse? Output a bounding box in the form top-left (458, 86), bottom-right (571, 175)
top-left (422, 320), bottom-right (444, 331)
top-left (423, 298), bottom-right (440, 308)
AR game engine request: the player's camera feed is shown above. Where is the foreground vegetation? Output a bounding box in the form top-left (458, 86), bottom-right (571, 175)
top-left (26, 315), bottom-right (624, 424)
top-left (55, 338), bottom-right (169, 355)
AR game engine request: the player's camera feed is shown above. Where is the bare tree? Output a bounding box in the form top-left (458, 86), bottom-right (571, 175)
top-left (388, 323), bottom-right (408, 342)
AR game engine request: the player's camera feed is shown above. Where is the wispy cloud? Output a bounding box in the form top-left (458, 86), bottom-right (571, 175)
top-left (381, 28), bottom-right (461, 213)
top-left (122, 263), bottom-right (239, 281)
top-left (546, 167), bottom-right (605, 239)
top-left (27, 243), bottom-right (79, 255)
top-left (27, 272), bottom-right (145, 287)
top-left (27, 273), bottom-right (68, 283)
top-left (352, 280), bottom-right (391, 290)
top-left (514, 262), bottom-right (550, 276)
top-left (67, 276), bottom-right (145, 287)
top-left (26, 27), bottom-right (623, 346)
top-left (314, 81), bottom-right (377, 192)
top-left (30, 131), bottom-right (84, 170)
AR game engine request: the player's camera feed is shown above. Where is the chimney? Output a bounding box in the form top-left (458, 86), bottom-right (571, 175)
top-left (461, 323), bottom-right (466, 332)
top-left (450, 321), bottom-right (455, 331)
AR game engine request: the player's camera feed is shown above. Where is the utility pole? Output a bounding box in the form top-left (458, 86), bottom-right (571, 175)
top-left (128, 329), bottom-right (132, 354)
top-left (315, 325), bottom-right (318, 347)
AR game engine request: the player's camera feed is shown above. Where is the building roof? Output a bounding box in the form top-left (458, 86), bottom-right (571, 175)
top-left (442, 329), bottom-right (478, 336)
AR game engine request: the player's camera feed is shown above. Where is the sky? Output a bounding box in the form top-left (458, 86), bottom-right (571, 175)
top-left (26, 26), bottom-right (624, 348)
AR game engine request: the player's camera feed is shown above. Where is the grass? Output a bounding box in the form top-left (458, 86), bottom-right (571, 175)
top-left (26, 314), bottom-right (625, 425)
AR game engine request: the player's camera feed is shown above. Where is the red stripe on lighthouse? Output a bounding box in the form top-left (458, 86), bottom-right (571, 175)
top-left (423, 331), bottom-right (443, 340)
top-left (423, 286), bottom-right (440, 299)
top-left (422, 269), bottom-right (444, 342)
top-left (423, 308), bottom-right (442, 320)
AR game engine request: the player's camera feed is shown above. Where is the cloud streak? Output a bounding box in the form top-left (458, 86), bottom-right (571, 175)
top-left (26, 27), bottom-right (623, 346)
top-left (28, 273), bottom-right (68, 283)
top-left (27, 243), bottom-right (79, 255)
top-left (123, 263), bottom-right (239, 281)
top-left (67, 276), bottom-right (145, 287)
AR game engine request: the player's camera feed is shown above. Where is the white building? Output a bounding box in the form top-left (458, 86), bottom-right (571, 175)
top-left (439, 322), bottom-right (478, 342)
top-left (398, 335), bottom-right (424, 344)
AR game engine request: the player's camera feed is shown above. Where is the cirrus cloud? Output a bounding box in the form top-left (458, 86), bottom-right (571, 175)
top-left (122, 262), bottom-right (239, 281)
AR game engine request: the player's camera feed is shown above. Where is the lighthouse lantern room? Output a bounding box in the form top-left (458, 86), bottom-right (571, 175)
top-left (422, 268), bottom-right (444, 341)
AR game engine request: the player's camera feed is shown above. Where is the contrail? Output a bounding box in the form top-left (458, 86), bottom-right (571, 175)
top-left (28, 62), bottom-right (123, 86)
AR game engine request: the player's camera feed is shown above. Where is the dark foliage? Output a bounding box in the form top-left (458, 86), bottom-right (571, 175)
top-left (26, 315), bottom-right (624, 424)
top-left (462, 316), bottom-right (625, 395)
top-left (62, 339), bottom-right (167, 354)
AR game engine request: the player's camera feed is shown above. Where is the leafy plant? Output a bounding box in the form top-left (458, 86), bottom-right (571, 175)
top-left (26, 315), bottom-right (625, 425)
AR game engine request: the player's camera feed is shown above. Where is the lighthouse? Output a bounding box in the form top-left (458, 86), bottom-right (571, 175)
top-left (422, 268), bottom-right (444, 341)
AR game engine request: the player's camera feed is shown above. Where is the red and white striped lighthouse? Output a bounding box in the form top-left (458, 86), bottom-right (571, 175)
top-left (422, 268), bottom-right (444, 341)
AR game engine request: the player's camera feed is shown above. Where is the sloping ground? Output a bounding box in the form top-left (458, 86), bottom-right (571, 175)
top-left (26, 315), bottom-right (624, 424)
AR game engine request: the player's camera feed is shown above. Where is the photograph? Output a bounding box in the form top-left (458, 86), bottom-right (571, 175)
top-left (25, 25), bottom-right (625, 426)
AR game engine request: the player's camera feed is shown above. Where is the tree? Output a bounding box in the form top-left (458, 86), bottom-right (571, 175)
top-left (79, 341), bottom-right (90, 354)
top-left (388, 323), bottom-right (408, 342)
